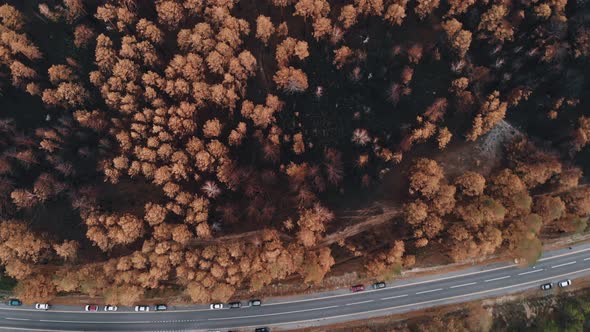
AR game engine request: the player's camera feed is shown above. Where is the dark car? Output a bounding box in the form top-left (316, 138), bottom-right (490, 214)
top-left (350, 285), bottom-right (365, 292)
top-left (372, 282), bottom-right (386, 289)
top-left (155, 304), bottom-right (167, 311)
top-left (228, 301), bottom-right (241, 309)
top-left (255, 328), bottom-right (270, 332)
top-left (540, 283), bottom-right (553, 290)
top-left (8, 299), bottom-right (22, 306)
top-left (248, 299), bottom-right (262, 306)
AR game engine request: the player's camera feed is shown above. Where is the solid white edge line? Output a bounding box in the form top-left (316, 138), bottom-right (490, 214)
top-left (0, 327), bottom-right (83, 332)
top-left (415, 288), bottom-right (443, 295)
top-left (450, 282), bottom-right (477, 289)
top-left (518, 269), bottom-right (544, 275)
top-left (261, 264), bottom-right (516, 308)
top-left (38, 319), bottom-right (151, 324)
top-left (552, 261), bottom-right (576, 269)
top-left (484, 275), bottom-right (511, 282)
top-left (216, 266), bottom-right (590, 331)
top-left (538, 246), bottom-right (590, 262)
top-left (245, 245), bottom-right (590, 308)
top-left (2, 245), bottom-right (590, 316)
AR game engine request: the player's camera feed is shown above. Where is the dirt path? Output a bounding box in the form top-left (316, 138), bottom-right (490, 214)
top-left (188, 229), bottom-right (294, 246)
top-left (188, 204), bottom-right (401, 248)
top-left (314, 205), bottom-right (402, 248)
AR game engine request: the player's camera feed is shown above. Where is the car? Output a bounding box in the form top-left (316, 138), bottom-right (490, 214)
top-left (85, 304), bottom-right (99, 311)
top-left (540, 283), bottom-right (553, 290)
top-left (35, 303), bottom-right (49, 310)
top-left (248, 299), bottom-right (262, 306)
top-left (210, 303), bottom-right (224, 309)
top-left (350, 285), bottom-right (365, 292)
top-left (135, 305), bottom-right (150, 312)
top-left (372, 282), bottom-right (386, 289)
top-left (255, 328), bottom-right (270, 332)
top-left (558, 279), bottom-right (572, 288)
top-left (104, 305), bottom-right (118, 311)
top-left (7, 299), bottom-right (22, 306)
top-left (228, 301), bottom-right (241, 309)
top-left (154, 304), bottom-right (167, 311)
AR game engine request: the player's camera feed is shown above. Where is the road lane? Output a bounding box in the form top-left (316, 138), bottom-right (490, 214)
top-left (2, 243), bottom-right (590, 331)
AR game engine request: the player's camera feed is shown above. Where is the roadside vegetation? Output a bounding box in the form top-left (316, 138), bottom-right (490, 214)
top-left (0, 0), bottom-right (588, 305)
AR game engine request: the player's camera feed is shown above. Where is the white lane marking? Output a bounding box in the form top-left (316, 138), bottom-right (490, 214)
top-left (207, 305), bottom-right (340, 321)
top-left (264, 264), bottom-right (516, 307)
top-left (345, 300), bottom-right (374, 306)
top-left (484, 275), bottom-right (511, 282)
top-left (450, 282), bottom-right (477, 289)
top-left (1, 245), bottom-right (588, 315)
top-left (381, 294), bottom-right (408, 300)
top-left (0, 327), bottom-right (83, 332)
top-left (552, 261), bottom-right (576, 268)
top-left (538, 246), bottom-right (590, 262)
top-left (5, 317), bottom-right (30, 321)
top-left (39, 319), bottom-right (150, 324)
top-left (584, 257), bottom-right (590, 261)
top-left (518, 269), bottom-right (544, 275)
top-left (416, 288), bottom-right (443, 295)
top-left (222, 267), bottom-right (590, 331)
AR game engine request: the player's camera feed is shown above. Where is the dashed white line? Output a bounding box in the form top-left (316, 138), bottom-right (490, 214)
top-left (346, 300), bottom-right (374, 306)
top-left (381, 294), bottom-right (409, 300)
top-left (207, 305), bottom-right (340, 321)
top-left (484, 275), bottom-right (511, 282)
top-left (5, 318), bottom-right (30, 321)
top-left (39, 320), bottom-right (149, 324)
top-left (584, 257), bottom-right (590, 261)
top-left (552, 261), bottom-right (576, 268)
top-left (416, 288), bottom-right (443, 295)
top-left (450, 282), bottom-right (477, 289)
top-left (241, 267), bottom-right (590, 332)
top-left (518, 269), bottom-right (544, 275)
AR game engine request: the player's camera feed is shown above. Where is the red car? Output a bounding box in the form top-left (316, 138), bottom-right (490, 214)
top-left (85, 305), bottom-right (99, 311)
top-left (350, 285), bottom-right (365, 292)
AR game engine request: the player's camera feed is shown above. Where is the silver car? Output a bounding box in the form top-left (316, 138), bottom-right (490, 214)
top-left (558, 279), bottom-right (572, 288)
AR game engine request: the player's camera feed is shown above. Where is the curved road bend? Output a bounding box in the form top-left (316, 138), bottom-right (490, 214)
top-left (2, 243), bottom-right (590, 331)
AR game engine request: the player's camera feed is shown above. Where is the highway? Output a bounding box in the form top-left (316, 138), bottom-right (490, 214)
top-left (2, 243), bottom-right (590, 331)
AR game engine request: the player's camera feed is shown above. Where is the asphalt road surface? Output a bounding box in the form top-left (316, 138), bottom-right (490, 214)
top-left (3, 243), bottom-right (590, 332)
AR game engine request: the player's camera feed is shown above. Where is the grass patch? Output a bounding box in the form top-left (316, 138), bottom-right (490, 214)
top-left (382, 264), bottom-right (402, 282)
top-left (0, 274), bottom-right (16, 292)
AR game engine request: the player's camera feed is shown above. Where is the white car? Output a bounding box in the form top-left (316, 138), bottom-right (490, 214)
top-left (210, 303), bottom-right (224, 309)
top-left (35, 303), bottom-right (49, 310)
top-left (104, 305), bottom-right (118, 311)
top-left (134, 305), bottom-right (150, 312)
top-left (558, 279), bottom-right (572, 288)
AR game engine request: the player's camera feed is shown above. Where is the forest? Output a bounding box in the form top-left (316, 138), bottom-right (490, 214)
top-left (0, 0), bottom-right (589, 305)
